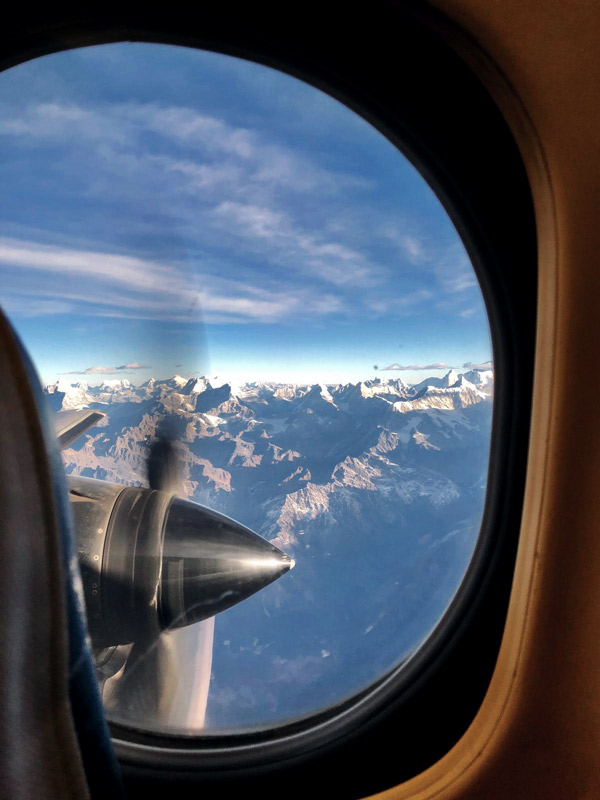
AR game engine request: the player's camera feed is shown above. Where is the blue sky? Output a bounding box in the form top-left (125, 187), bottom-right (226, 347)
top-left (0, 43), bottom-right (491, 386)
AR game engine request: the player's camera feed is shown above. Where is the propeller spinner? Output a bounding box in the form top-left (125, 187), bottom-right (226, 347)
top-left (69, 432), bottom-right (293, 651)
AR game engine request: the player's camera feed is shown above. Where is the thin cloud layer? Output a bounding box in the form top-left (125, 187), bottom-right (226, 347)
top-left (0, 236), bottom-right (346, 324)
top-left (61, 365), bottom-right (120, 375)
top-left (0, 44), bottom-right (491, 383)
top-left (61, 362), bottom-right (151, 375)
top-left (382, 363), bottom-right (454, 371)
top-left (463, 361), bottom-right (493, 370)
top-left (116, 362), bottom-right (150, 370)
top-left (0, 95), bottom-right (483, 323)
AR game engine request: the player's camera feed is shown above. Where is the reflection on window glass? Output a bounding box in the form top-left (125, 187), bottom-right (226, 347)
top-left (0, 43), bottom-right (493, 733)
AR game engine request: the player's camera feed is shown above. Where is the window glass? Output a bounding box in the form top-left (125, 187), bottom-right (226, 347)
top-left (0, 43), bottom-right (493, 733)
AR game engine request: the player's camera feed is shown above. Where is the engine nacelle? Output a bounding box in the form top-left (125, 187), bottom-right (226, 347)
top-left (67, 475), bottom-right (293, 650)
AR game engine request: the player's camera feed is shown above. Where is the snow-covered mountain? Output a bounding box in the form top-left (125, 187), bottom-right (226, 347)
top-left (45, 368), bottom-right (493, 729)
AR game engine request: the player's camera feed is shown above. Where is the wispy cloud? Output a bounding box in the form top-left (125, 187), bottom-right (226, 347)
top-left (0, 102), bottom-right (127, 144)
top-left (382, 362), bottom-right (454, 371)
top-left (463, 361), bottom-right (492, 370)
top-left (116, 362), bottom-right (150, 370)
top-left (0, 237), bottom-right (179, 294)
top-left (0, 237), bottom-right (347, 324)
top-left (433, 244), bottom-right (477, 293)
top-left (459, 307), bottom-right (478, 318)
top-left (0, 101), bottom-right (366, 199)
top-left (1, 297), bottom-right (74, 317)
top-left (60, 361), bottom-right (150, 375)
top-left (380, 223), bottom-right (479, 300)
top-left (380, 225), bottom-right (428, 264)
top-left (130, 104), bottom-right (257, 158)
top-left (365, 289), bottom-right (433, 315)
top-left (400, 236), bottom-right (426, 262)
top-left (61, 365), bottom-right (120, 375)
top-left (212, 201), bottom-right (381, 287)
top-left (0, 101), bottom-right (382, 293)
top-left (0, 68), bottom-right (489, 387)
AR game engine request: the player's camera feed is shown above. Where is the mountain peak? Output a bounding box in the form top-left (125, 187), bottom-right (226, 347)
top-left (439, 369), bottom-right (460, 388)
top-left (181, 377), bottom-right (210, 395)
top-left (100, 378), bottom-right (131, 389)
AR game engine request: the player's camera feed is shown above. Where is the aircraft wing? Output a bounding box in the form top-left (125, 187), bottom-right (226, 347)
top-left (53, 409), bottom-right (106, 449)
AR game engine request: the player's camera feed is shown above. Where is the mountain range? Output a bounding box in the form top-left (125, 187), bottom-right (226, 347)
top-left (45, 368), bottom-right (493, 730)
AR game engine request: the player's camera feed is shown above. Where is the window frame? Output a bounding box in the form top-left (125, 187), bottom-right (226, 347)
top-left (0, 5), bottom-right (537, 797)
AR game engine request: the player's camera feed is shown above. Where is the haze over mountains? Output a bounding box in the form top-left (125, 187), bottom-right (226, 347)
top-left (45, 368), bottom-right (493, 729)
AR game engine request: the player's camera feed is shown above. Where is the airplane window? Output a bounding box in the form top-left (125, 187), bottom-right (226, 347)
top-left (0, 43), bottom-right (493, 735)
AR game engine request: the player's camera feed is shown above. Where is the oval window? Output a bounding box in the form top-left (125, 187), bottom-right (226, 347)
top-left (0, 43), bottom-right (493, 734)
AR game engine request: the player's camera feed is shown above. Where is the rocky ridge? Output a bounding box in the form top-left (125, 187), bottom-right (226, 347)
top-left (45, 369), bottom-right (493, 548)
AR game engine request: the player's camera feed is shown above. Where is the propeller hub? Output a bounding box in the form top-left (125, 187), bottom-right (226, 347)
top-left (159, 497), bottom-right (293, 629)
